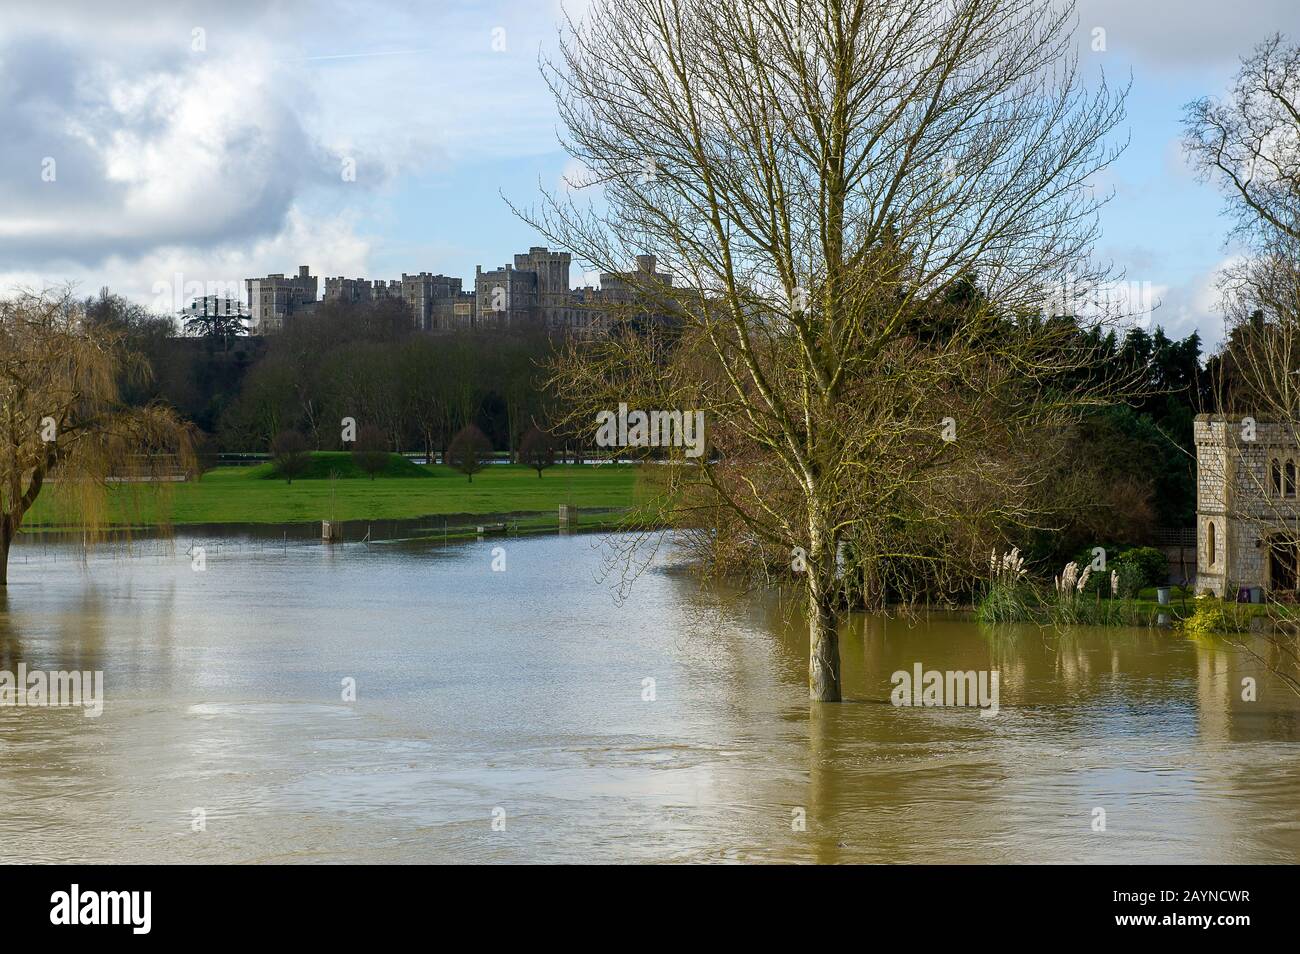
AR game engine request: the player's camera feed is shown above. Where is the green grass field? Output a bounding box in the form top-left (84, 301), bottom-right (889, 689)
top-left (244, 452), bottom-right (434, 481)
top-left (26, 453), bottom-right (642, 527)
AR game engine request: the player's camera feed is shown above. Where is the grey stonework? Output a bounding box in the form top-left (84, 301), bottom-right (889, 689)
top-left (251, 249), bottom-right (670, 336)
top-left (400, 272), bottom-right (468, 331)
top-left (245, 265), bottom-right (317, 334)
top-left (325, 273), bottom-right (469, 331)
top-left (474, 262), bottom-right (538, 327)
top-left (475, 248), bottom-right (677, 334)
top-left (1195, 414), bottom-right (1300, 596)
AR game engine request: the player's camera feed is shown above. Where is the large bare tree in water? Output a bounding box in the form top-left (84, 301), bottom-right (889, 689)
top-left (0, 290), bottom-right (194, 585)
top-left (525, 0), bottom-right (1128, 700)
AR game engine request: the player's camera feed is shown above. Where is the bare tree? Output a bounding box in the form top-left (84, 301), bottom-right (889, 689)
top-left (352, 424), bottom-right (389, 480)
top-left (0, 289), bottom-right (194, 585)
top-left (519, 426), bottom-right (557, 477)
top-left (1184, 33), bottom-right (1300, 250)
top-left (1189, 33), bottom-right (1300, 511)
top-left (521, 0), bottom-right (1128, 700)
top-left (270, 430), bottom-right (311, 484)
top-left (447, 425), bottom-right (492, 482)
top-left (1188, 33), bottom-right (1300, 420)
top-left (399, 335), bottom-right (446, 463)
top-left (1185, 34), bottom-right (1300, 696)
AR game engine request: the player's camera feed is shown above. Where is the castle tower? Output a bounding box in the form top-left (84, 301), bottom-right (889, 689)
top-left (1194, 414), bottom-right (1300, 596)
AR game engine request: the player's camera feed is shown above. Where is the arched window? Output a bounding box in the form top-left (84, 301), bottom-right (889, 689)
top-left (1273, 458), bottom-right (1283, 496)
top-left (1286, 461), bottom-right (1296, 498)
top-left (1208, 521), bottom-right (1217, 566)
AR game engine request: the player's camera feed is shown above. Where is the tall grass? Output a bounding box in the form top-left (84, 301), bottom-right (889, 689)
top-left (976, 552), bottom-right (1153, 627)
top-left (976, 578), bottom-right (1038, 623)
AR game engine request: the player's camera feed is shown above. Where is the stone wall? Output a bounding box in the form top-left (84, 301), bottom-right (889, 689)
top-left (1195, 414), bottom-right (1300, 595)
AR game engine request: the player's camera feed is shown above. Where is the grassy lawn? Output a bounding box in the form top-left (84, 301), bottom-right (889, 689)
top-left (26, 454), bottom-right (643, 527)
top-left (1128, 586), bottom-right (1290, 623)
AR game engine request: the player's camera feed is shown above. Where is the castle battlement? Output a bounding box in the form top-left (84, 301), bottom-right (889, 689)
top-left (1194, 414), bottom-right (1300, 596)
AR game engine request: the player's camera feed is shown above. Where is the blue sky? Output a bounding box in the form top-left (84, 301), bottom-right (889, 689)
top-left (2, 0), bottom-right (1297, 348)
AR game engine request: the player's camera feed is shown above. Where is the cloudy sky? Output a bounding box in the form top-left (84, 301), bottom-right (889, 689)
top-left (1, 0), bottom-right (1297, 347)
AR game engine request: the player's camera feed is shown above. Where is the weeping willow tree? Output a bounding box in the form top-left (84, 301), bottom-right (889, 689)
top-left (0, 289), bottom-right (195, 585)
top-left (522, 0), bottom-right (1130, 701)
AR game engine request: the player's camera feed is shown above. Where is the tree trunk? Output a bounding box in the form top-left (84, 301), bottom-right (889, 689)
top-left (806, 504), bottom-right (842, 701)
top-left (807, 571), bottom-right (841, 702)
top-left (0, 512), bottom-right (19, 587)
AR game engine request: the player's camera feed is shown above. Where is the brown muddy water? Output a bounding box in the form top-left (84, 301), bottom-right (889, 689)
top-left (0, 531), bottom-right (1297, 863)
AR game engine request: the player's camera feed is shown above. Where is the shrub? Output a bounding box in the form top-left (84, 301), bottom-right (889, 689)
top-left (1182, 596), bottom-right (1254, 637)
top-left (1182, 598), bottom-right (1226, 639)
top-left (448, 425), bottom-right (492, 482)
top-left (1112, 561), bottom-right (1146, 599)
top-left (1070, 545), bottom-right (1167, 594)
top-left (518, 426), bottom-right (556, 477)
top-left (1114, 546), bottom-right (1168, 589)
top-left (270, 430), bottom-right (310, 484)
top-left (351, 424), bottom-right (389, 480)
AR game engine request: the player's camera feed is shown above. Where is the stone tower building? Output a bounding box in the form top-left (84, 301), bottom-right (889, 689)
top-left (1194, 414), bottom-right (1300, 597)
top-left (245, 265), bottom-right (317, 334)
top-left (514, 247), bottom-right (571, 312)
top-left (474, 263), bottom-right (538, 326)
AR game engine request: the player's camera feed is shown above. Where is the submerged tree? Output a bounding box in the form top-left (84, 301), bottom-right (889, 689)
top-left (523, 0), bottom-right (1130, 700)
top-left (0, 289), bottom-right (194, 585)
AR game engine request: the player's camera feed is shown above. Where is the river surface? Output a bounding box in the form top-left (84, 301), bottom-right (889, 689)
top-left (1, 531), bottom-right (1297, 864)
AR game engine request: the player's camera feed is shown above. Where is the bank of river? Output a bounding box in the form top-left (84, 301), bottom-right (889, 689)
top-left (24, 462), bottom-right (641, 528)
top-left (1, 531), bottom-right (1297, 863)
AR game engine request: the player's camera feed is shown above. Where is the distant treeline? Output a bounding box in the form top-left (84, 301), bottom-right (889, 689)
top-left (87, 292), bottom-right (563, 462)
top-left (1049, 324), bottom-right (1205, 553)
top-left (88, 291), bottom-right (1212, 536)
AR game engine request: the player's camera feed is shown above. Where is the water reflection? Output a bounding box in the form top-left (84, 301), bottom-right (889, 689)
top-left (0, 532), bottom-right (1296, 863)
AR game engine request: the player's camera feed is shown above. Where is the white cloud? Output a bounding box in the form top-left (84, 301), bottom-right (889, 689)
top-left (0, 207), bottom-right (371, 314)
top-left (1149, 255), bottom-right (1246, 346)
top-left (0, 0), bottom-right (568, 307)
top-left (4, 0), bottom-right (1293, 316)
top-left (1075, 0), bottom-right (1300, 69)
top-left (0, 20), bottom-right (340, 269)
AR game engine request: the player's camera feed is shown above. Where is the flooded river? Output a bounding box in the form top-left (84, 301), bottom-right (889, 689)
top-left (1, 531), bottom-right (1297, 863)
